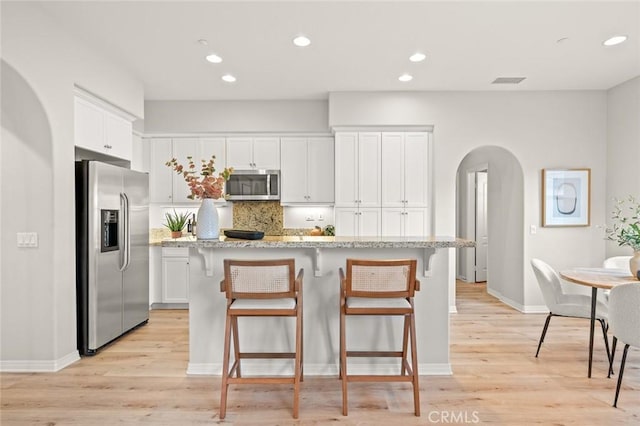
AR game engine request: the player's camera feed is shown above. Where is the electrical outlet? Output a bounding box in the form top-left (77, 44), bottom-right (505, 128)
top-left (530, 225), bottom-right (537, 235)
top-left (17, 232), bottom-right (39, 248)
top-left (318, 214), bottom-right (324, 221)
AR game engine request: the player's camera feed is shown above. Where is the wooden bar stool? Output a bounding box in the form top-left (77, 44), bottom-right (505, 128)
top-left (339, 258), bottom-right (421, 416)
top-left (219, 258), bottom-right (304, 419)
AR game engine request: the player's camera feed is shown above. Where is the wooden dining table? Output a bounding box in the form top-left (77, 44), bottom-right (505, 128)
top-left (560, 268), bottom-right (638, 378)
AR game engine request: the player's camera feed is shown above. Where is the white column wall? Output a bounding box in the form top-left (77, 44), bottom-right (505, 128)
top-left (1, 2), bottom-right (144, 370)
top-left (605, 76), bottom-right (640, 257)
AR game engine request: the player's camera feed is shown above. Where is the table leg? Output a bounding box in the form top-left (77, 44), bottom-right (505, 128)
top-left (588, 287), bottom-right (597, 378)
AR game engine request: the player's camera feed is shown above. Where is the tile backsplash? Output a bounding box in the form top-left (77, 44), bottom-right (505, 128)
top-left (233, 201), bottom-right (283, 235)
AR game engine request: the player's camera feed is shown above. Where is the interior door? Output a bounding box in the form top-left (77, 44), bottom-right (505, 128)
top-left (475, 171), bottom-right (488, 282)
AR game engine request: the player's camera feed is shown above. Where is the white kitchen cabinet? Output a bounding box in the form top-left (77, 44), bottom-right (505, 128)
top-left (149, 137), bottom-right (226, 204)
top-left (74, 94), bottom-right (134, 161)
top-left (381, 207), bottom-right (428, 237)
top-left (281, 137), bottom-right (334, 204)
top-left (334, 132), bottom-right (380, 208)
top-left (335, 207), bottom-right (381, 237)
top-left (381, 132), bottom-right (429, 208)
top-left (227, 137), bottom-right (279, 170)
top-left (162, 247), bottom-right (190, 303)
top-left (149, 138), bottom-right (173, 203)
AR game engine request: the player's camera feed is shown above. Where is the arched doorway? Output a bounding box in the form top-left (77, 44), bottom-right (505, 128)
top-left (455, 146), bottom-right (525, 309)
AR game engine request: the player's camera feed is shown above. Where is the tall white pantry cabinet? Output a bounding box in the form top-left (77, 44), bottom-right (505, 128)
top-left (334, 131), bottom-right (430, 237)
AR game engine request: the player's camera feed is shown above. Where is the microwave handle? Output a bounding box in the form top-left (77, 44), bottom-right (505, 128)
top-left (266, 173), bottom-right (271, 196)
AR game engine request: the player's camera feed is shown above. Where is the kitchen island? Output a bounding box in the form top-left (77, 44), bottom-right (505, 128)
top-left (162, 235), bottom-right (474, 376)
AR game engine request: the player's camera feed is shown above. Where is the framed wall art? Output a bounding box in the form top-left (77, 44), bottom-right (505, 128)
top-left (542, 168), bottom-right (591, 227)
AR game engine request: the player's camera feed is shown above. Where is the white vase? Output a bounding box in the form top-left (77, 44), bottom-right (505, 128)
top-left (630, 251), bottom-right (640, 279)
top-left (196, 198), bottom-right (219, 240)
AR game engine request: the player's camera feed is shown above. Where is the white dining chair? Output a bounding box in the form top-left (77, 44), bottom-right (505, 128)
top-left (607, 282), bottom-right (640, 407)
top-left (603, 256), bottom-right (632, 271)
top-left (601, 256), bottom-right (632, 303)
top-left (530, 259), bottom-right (610, 359)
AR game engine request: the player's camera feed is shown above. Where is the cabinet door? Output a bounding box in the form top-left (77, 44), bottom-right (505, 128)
top-left (404, 208), bottom-right (427, 237)
top-left (381, 133), bottom-right (405, 207)
top-left (334, 208), bottom-right (358, 237)
top-left (162, 255), bottom-right (190, 303)
top-left (358, 133), bottom-right (381, 208)
top-left (359, 207), bottom-right (381, 237)
top-left (381, 208), bottom-right (404, 236)
top-left (280, 137), bottom-right (308, 203)
top-left (404, 132), bottom-right (429, 207)
top-left (200, 137), bottom-right (226, 169)
top-left (253, 137), bottom-right (280, 169)
top-left (104, 112), bottom-right (132, 160)
top-left (149, 138), bottom-right (173, 203)
top-left (226, 137), bottom-right (254, 169)
top-left (74, 96), bottom-right (105, 153)
top-left (334, 133), bottom-right (358, 207)
top-left (172, 138), bottom-right (200, 203)
top-left (307, 137), bottom-right (334, 203)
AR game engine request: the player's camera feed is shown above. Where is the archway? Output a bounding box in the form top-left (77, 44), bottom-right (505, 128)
top-left (455, 146), bottom-right (525, 309)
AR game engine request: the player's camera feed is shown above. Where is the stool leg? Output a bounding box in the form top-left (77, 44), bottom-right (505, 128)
top-left (340, 307), bottom-right (348, 416)
top-left (231, 316), bottom-right (241, 378)
top-left (219, 310), bottom-right (233, 420)
top-left (293, 307), bottom-right (302, 418)
top-left (401, 314), bottom-right (410, 376)
top-left (410, 309), bottom-right (421, 416)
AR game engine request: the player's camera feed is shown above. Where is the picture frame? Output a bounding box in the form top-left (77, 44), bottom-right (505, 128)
top-left (542, 168), bottom-right (591, 227)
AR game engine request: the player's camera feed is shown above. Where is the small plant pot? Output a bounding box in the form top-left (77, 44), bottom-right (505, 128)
top-left (170, 231), bottom-right (183, 239)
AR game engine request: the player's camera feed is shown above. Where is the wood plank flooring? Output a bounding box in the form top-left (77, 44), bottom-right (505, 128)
top-left (2, 282), bottom-right (639, 425)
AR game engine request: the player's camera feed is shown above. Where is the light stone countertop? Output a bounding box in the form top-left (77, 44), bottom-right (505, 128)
top-left (161, 235), bottom-right (475, 249)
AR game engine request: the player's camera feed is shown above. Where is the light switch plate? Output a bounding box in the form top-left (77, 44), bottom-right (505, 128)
top-left (17, 232), bottom-right (39, 248)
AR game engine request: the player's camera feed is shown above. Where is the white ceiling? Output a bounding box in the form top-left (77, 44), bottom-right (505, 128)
top-left (37, 1), bottom-right (640, 100)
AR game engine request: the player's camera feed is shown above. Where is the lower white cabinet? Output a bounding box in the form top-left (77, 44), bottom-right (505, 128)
top-left (381, 208), bottom-right (428, 237)
top-left (334, 207), bottom-right (381, 237)
top-left (161, 247), bottom-right (189, 303)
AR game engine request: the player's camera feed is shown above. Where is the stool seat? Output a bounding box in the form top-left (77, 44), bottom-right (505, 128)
top-left (346, 297), bottom-right (411, 310)
top-left (230, 298), bottom-right (296, 310)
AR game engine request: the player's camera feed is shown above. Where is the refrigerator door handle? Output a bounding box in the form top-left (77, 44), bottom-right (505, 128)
top-left (119, 192), bottom-right (130, 271)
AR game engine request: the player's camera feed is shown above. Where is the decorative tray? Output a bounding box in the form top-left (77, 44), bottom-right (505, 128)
top-left (223, 229), bottom-right (265, 240)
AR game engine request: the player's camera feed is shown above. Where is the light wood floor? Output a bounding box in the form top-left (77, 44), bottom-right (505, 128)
top-left (2, 282), bottom-right (639, 425)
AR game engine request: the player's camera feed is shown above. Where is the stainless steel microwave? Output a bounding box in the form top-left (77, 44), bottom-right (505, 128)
top-left (226, 170), bottom-right (280, 201)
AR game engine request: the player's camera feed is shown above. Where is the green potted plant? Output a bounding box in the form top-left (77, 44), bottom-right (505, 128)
top-left (606, 195), bottom-right (640, 277)
top-left (164, 210), bottom-right (190, 238)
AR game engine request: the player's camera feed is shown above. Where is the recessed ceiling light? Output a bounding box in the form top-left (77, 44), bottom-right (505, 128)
top-left (293, 35), bottom-right (311, 47)
top-left (603, 35), bottom-right (628, 46)
top-left (409, 52), bottom-right (426, 62)
top-left (222, 74), bottom-right (236, 83)
top-left (206, 53), bottom-right (223, 64)
top-left (398, 73), bottom-right (413, 82)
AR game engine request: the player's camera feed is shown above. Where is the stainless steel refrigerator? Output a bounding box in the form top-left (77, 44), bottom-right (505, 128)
top-left (75, 160), bottom-right (149, 355)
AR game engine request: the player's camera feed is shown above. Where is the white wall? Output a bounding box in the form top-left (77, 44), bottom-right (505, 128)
top-left (605, 76), bottom-right (640, 257)
top-left (144, 100), bottom-right (330, 134)
top-left (1, 2), bottom-right (144, 370)
top-left (329, 91), bottom-right (608, 310)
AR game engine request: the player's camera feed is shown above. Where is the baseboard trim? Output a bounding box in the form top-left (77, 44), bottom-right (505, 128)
top-left (486, 288), bottom-right (548, 313)
top-left (187, 362), bottom-right (452, 376)
top-left (0, 350), bottom-right (80, 373)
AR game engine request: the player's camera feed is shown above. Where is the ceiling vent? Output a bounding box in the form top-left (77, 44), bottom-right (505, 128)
top-left (491, 77), bottom-right (526, 85)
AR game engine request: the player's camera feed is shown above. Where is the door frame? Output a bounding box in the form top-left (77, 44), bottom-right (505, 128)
top-left (463, 163), bottom-right (489, 283)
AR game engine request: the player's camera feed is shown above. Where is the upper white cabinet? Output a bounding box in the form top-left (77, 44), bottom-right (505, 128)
top-left (334, 132), bottom-right (381, 208)
top-left (281, 137), bottom-right (334, 204)
top-left (381, 132), bottom-right (429, 208)
top-left (227, 137), bottom-right (280, 170)
top-left (74, 93), bottom-right (135, 161)
top-left (149, 137), bottom-right (226, 204)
